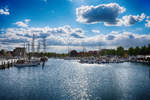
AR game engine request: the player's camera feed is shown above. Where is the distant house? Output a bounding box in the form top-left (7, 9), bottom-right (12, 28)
top-left (13, 47), bottom-right (27, 57)
top-left (87, 51), bottom-right (98, 56)
top-left (77, 50), bottom-right (99, 57)
top-left (6, 51), bottom-right (13, 59)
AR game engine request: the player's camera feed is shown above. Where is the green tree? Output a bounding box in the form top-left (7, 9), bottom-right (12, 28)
top-left (117, 46), bottom-right (124, 57)
top-left (0, 49), bottom-right (6, 56)
top-left (128, 47), bottom-right (134, 56)
top-left (107, 49), bottom-right (116, 56)
top-left (147, 44), bottom-right (150, 55)
top-left (134, 46), bottom-right (140, 55)
top-left (140, 45), bottom-right (147, 55)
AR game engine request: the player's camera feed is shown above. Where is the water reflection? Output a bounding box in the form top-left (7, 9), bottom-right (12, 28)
top-left (149, 69), bottom-right (150, 79)
top-left (63, 65), bottom-right (89, 100)
top-left (0, 59), bottom-right (149, 100)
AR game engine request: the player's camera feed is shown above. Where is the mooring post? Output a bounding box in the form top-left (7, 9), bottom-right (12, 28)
top-left (7, 61), bottom-right (9, 68)
top-left (2, 61), bottom-right (4, 69)
top-left (10, 60), bottom-right (12, 67)
top-left (4, 62), bottom-right (5, 69)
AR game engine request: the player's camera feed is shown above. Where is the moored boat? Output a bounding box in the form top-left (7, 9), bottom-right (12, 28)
top-left (14, 63), bottom-right (38, 67)
top-left (14, 59), bottom-right (41, 67)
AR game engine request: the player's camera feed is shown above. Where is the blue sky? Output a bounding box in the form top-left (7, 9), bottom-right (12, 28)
top-left (0, 0), bottom-right (150, 52)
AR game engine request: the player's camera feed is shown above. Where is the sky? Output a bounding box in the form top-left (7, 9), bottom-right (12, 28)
top-left (0, 0), bottom-right (150, 53)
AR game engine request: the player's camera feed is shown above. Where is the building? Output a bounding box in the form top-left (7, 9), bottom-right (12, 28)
top-left (13, 47), bottom-right (27, 57)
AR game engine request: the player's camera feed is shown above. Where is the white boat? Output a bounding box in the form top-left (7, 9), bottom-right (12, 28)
top-left (14, 60), bottom-right (40, 67)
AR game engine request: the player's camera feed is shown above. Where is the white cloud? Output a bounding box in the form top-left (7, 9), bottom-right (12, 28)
top-left (15, 22), bottom-right (28, 27)
top-left (122, 13), bottom-right (146, 26)
top-left (0, 8), bottom-right (10, 15)
top-left (14, 19), bottom-right (31, 27)
top-left (76, 3), bottom-right (126, 25)
top-left (1, 25), bottom-right (150, 52)
top-left (92, 29), bottom-right (100, 33)
top-left (110, 31), bottom-right (119, 34)
top-left (145, 20), bottom-right (150, 27)
top-left (24, 19), bottom-right (31, 23)
top-left (145, 16), bottom-right (150, 27)
top-left (0, 25), bottom-right (85, 47)
top-left (76, 3), bottom-right (146, 27)
top-left (69, 0), bottom-right (84, 3)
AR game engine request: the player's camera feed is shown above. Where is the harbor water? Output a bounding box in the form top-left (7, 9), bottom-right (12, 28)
top-left (0, 59), bottom-right (150, 100)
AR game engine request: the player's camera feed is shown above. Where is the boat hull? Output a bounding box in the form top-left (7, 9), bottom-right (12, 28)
top-left (14, 63), bottom-right (39, 67)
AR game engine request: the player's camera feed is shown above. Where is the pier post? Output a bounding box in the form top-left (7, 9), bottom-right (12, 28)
top-left (2, 62), bottom-right (4, 69)
top-left (10, 61), bottom-right (12, 67)
top-left (4, 62), bottom-right (6, 69)
top-left (7, 61), bottom-right (10, 68)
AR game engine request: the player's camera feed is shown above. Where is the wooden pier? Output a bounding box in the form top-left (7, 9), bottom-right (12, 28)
top-left (0, 59), bottom-right (18, 69)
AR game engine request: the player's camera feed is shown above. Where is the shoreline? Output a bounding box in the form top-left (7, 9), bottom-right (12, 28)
top-left (0, 56), bottom-right (150, 70)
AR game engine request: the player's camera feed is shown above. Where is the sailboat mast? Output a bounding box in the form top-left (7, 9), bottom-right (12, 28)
top-left (28, 42), bottom-right (30, 53)
top-left (43, 37), bottom-right (46, 53)
top-left (32, 34), bottom-right (35, 53)
top-left (37, 41), bottom-right (40, 53)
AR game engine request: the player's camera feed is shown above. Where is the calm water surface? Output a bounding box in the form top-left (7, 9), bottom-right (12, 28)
top-left (0, 59), bottom-right (150, 100)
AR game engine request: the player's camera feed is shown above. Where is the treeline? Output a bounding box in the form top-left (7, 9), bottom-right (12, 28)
top-left (28, 44), bottom-right (150, 58)
top-left (1, 44), bottom-right (150, 58)
top-left (101, 44), bottom-right (150, 57)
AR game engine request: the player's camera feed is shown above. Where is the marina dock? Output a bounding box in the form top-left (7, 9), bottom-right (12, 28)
top-left (0, 59), bottom-right (18, 69)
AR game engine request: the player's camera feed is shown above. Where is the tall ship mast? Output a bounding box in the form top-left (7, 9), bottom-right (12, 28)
top-left (37, 41), bottom-right (40, 53)
top-left (24, 42), bottom-right (26, 51)
top-left (27, 42), bottom-right (30, 53)
top-left (32, 34), bottom-right (35, 53)
top-left (98, 43), bottom-right (101, 56)
top-left (83, 47), bottom-right (86, 53)
top-left (67, 38), bottom-right (70, 55)
top-left (68, 44), bottom-right (70, 54)
top-left (43, 37), bottom-right (46, 53)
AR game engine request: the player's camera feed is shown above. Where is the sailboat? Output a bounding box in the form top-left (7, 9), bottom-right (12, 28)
top-left (15, 34), bottom-right (41, 67)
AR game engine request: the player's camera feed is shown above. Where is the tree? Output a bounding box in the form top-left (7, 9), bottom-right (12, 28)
top-left (134, 46), bottom-right (140, 55)
top-left (111, 49), bottom-right (116, 55)
top-left (140, 45), bottom-right (147, 55)
top-left (128, 47), bottom-right (134, 56)
top-left (147, 44), bottom-right (150, 55)
top-left (106, 49), bottom-right (116, 56)
top-left (117, 46), bottom-right (124, 57)
top-left (70, 50), bottom-right (78, 57)
top-left (0, 49), bottom-right (6, 56)
top-left (128, 47), bottom-right (138, 56)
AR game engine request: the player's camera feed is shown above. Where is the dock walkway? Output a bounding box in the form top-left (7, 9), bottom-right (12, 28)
top-left (0, 59), bottom-right (18, 69)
